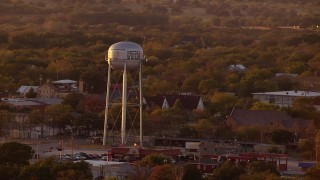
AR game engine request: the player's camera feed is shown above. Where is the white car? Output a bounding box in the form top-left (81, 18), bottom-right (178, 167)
top-left (75, 155), bottom-right (86, 160)
top-left (101, 156), bottom-right (109, 161)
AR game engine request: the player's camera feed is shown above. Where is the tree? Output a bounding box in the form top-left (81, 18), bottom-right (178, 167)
top-left (0, 165), bottom-right (20, 180)
top-left (210, 92), bottom-right (238, 117)
top-left (198, 79), bottom-right (218, 94)
top-left (46, 104), bottom-right (73, 132)
top-left (62, 93), bottom-right (84, 109)
top-left (139, 154), bottom-right (171, 167)
top-left (25, 88), bottom-right (37, 98)
top-left (250, 102), bottom-right (279, 111)
top-left (177, 126), bottom-right (197, 138)
top-left (182, 165), bottom-right (202, 180)
top-left (0, 142), bottom-right (34, 166)
top-left (195, 119), bottom-right (214, 138)
top-left (240, 172), bottom-right (281, 180)
top-left (297, 139), bottom-right (314, 160)
top-left (180, 75), bottom-right (201, 92)
top-left (80, 67), bottom-right (105, 94)
top-left (292, 97), bottom-right (315, 112)
top-left (304, 163), bottom-right (320, 180)
top-left (235, 127), bottom-right (261, 142)
top-left (19, 158), bottom-right (92, 180)
top-left (212, 161), bottom-right (245, 180)
top-left (149, 164), bottom-right (175, 180)
top-left (248, 161), bottom-right (280, 176)
top-left (270, 129), bottom-right (293, 144)
top-left (130, 154), bottom-right (172, 180)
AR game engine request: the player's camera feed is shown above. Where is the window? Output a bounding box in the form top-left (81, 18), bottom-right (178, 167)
top-left (127, 51), bottom-right (140, 60)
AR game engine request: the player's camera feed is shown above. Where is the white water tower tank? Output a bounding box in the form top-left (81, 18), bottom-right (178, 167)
top-left (107, 41), bottom-right (143, 70)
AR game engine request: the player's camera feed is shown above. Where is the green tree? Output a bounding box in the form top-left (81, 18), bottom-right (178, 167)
top-left (46, 104), bottom-right (73, 132)
top-left (80, 67), bottom-right (105, 93)
top-left (248, 161), bottom-right (280, 176)
top-left (212, 161), bottom-right (245, 180)
top-left (250, 102), bottom-right (279, 111)
top-left (0, 142), bottom-right (34, 166)
top-left (62, 93), bottom-right (84, 109)
top-left (292, 97), bottom-right (315, 112)
top-left (198, 79), bottom-right (218, 94)
top-left (139, 154), bottom-right (171, 167)
top-left (180, 76), bottom-right (201, 92)
top-left (19, 158), bottom-right (92, 180)
top-left (210, 92), bottom-right (237, 117)
top-left (195, 119), bottom-right (214, 138)
top-left (235, 127), bottom-right (261, 142)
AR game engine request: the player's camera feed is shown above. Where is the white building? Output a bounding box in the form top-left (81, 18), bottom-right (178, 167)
top-left (39, 79), bottom-right (78, 98)
top-left (17, 86), bottom-right (39, 97)
top-left (252, 90), bottom-right (320, 107)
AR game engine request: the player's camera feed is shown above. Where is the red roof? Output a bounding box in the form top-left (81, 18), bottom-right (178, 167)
top-left (139, 149), bottom-right (182, 156)
top-left (239, 152), bottom-right (287, 158)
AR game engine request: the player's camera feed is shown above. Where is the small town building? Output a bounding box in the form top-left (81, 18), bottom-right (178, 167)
top-left (17, 86), bottom-right (39, 98)
top-left (199, 141), bottom-right (244, 155)
top-left (228, 64), bottom-right (246, 73)
top-left (252, 90), bottom-right (320, 107)
top-left (227, 108), bottom-right (315, 139)
top-left (253, 144), bottom-right (286, 153)
top-left (143, 94), bottom-right (205, 111)
top-left (188, 157), bottom-right (219, 173)
top-left (39, 79), bottom-right (78, 98)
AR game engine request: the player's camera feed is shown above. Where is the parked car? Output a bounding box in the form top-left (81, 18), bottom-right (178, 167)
top-left (101, 156), bottom-right (109, 161)
top-left (74, 155), bottom-right (86, 160)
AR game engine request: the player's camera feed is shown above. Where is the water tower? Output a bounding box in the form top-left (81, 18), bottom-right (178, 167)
top-left (103, 41), bottom-right (144, 146)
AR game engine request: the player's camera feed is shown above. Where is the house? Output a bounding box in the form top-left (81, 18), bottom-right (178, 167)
top-left (226, 109), bottom-right (315, 138)
top-left (1, 98), bottom-right (45, 111)
top-left (275, 73), bottom-right (298, 78)
top-left (228, 64), bottom-right (246, 73)
top-left (185, 142), bottom-right (201, 154)
top-left (199, 141), bottom-right (244, 155)
top-left (253, 144), bottom-right (286, 153)
top-left (143, 94), bottom-right (205, 111)
top-left (252, 90), bottom-right (320, 107)
top-left (188, 157), bottom-right (219, 173)
top-left (109, 147), bottom-right (182, 161)
top-left (17, 86), bottom-right (39, 98)
top-left (39, 79), bottom-right (78, 98)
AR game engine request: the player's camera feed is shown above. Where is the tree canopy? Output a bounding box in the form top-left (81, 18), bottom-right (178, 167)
top-left (0, 142), bottom-right (34, 166)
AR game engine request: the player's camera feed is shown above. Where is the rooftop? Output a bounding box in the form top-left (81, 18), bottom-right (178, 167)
top-left (252, 90), bottom-right (320, 97)
top-left (52, 79), bottom-right (77, 84)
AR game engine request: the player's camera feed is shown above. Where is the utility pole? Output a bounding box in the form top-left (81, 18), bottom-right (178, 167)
top-left (36, 134), bottom-right (39, 162)
top-left (316, 131), bottom-right (320, 162)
